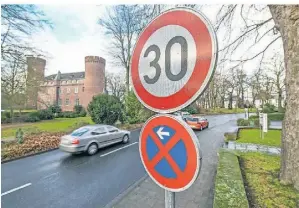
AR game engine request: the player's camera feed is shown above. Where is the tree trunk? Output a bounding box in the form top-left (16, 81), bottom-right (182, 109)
top-left (125, 67), bottom-right (130, 93)
top-left (270, 5), bottom-right (299, 190)
top-left (220, 96), bottom-right (225, 108)
top-left (278, 90), bottom-right (283, 112)
top-left (10, 105), bottom-right (14, 123)
top-left (228, 93), bottom-right (233, 109)
top-left (241, 87), bottom-right (244, 108)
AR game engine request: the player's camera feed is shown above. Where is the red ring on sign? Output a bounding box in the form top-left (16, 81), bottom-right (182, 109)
top-left (140, 115), bottom-right (199, 191)
top-left (131, 10), bottom-right (213, 111)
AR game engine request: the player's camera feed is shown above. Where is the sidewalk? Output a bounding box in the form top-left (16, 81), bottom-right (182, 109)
top-left (110, 121), bottom-right (236, 208)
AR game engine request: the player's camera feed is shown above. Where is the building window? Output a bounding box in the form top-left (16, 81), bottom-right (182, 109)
top-left (75, 98), bottom-right (79, 106)
top-left (65, 98), bottom-right (70, 106)
top-left (67, 88), bottom-right (70, 94)
top-left (58, 88), bottom-right (62, 95)
top-left (75, 87), bottom-right (78, 93)
top-left (76, 80), bottom-right (79, 84)
top-left (72, 80), bottom-right (76, 84)
top-left (58, 99), bottom-right (62, 106)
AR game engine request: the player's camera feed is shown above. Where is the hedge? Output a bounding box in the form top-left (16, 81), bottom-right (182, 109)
top-left (268, 113), bottom-right (284, 121)
top-left (214, 150), bottom-right (249, 208)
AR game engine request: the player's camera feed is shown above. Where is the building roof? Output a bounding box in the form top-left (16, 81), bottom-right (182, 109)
top-left (45, 71), bottom-right (85, 81)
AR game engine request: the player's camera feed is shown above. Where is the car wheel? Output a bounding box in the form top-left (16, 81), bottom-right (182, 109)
top-left (87, 143), bottom-right (98, 156)
top-left (122, 135), bottom-right (130, 144)
top-left (200, 126), bottom-right (203, 131)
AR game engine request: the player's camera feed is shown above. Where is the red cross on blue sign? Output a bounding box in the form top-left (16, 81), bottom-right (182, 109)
top-left (140, 114), bottom-right (201, 192)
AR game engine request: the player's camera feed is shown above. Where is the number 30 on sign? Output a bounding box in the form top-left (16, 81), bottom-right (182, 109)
top-left (130, 8), bottom-right (218, 113)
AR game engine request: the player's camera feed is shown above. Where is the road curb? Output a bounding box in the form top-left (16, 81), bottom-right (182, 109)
top-left (1, 148), bottom-right (58, 164)
top-left (129, 127), bottom-right (142, 132)
top-left (104, 174), bottom-right (149, 208)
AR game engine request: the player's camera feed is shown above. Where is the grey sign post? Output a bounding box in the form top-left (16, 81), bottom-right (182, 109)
top-left (165, 189), bottom-right (175, 208)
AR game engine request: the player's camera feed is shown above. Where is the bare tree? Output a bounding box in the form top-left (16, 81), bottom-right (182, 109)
top-left (1, 5), bottom-right (51, 63)
top-left (106, 72), bottom-right (126, 101)
top-left (98, 5), bottom-right (164, 93)
top-left (248, 69), bottom-right (263, 107)
top-left (215, 4), bottom-right (299, 189)
top-left (1, 5), bottom-right (51, 116)
top-left (1, 55), bottom-right (26, 119)
top-left (263, 52), bottom-right (285, 111)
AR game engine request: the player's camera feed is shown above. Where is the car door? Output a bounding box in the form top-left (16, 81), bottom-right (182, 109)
top-left (203, 118), bottom-right (208, 127)
top-left (106, 126), bottom-right (123, 143)
top-left (91, 127), bottom-right (109, 145)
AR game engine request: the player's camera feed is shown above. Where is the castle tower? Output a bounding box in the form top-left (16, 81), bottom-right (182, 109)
top-left (83, 56), bottom-right (105, 107)
top-left (26, 56), bottom-right (46, 108)
top-left (27, 56), bottom-right (46, 79)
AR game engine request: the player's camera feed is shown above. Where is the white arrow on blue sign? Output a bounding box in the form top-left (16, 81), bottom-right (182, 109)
top-left (157, 126), bottom-right (170, 140)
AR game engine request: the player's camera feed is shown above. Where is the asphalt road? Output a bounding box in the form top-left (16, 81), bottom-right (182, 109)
top-left (1, 113), bottom-right (246, 208)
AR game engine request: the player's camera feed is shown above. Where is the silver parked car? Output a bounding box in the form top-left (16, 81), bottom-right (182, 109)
top-left (59, 124), bottom-right (131, 156)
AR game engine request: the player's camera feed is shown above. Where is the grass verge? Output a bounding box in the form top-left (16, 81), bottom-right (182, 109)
top-left (239, 152), bottom-right (299, 208)
top-left (206, 108), bottom-right (255, 114)
top-left (237, 129), bottom-right (281, 147)
top-left (1, 117), bottom-right (93, 139)
top-left (214, 149), bottom-right (249, 208)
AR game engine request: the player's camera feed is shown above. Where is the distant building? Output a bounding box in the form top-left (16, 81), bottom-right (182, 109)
top-left (27, 56), bottom-right (106, 111)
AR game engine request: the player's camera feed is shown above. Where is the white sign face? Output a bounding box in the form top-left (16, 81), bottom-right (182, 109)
top-left (138, 25), bottom-right (197, 97)
top-left (130, 8), bottom-right (218, 113)
top-left (263, 113), bottom-right (268, 132)
top-left (259, 113), bottom-right (263, 126)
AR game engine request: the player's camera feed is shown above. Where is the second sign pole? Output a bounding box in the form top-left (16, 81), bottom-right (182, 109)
top-left (165, 190), bottom-right (175, 208)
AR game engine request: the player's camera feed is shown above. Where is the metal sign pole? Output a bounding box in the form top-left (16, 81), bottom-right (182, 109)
top-left (165, 190), bottom-right (175, 208)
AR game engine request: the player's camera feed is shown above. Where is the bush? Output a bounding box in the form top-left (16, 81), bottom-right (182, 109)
top-left (38, 110), bottom-right (54, 120)
top-left (237, 118), bottom-right (250, 126)
top-left (88, 94), bottom-right (123, 125)
top-left (182, 105), bottom-right (198, 114)
top-left (214, 150), bottom-right (249, 208)
top-left (73, 105), bottom-right (87, 117)
top-left (48, 105), bottom-right (62, 114)
top-left (251, 118), bottom-right (260, 127)
top-left (25, 110), bottom-right (54, 122)
top-left (4, 111), bottom-right (11, 118)
top-left (268, 113), bottom-right (284, 121)
top-left (58, 111), bottom-right (77, 118)
top-left (1, 117), bottom-right (11, 124)
top-left (125, 91), bottom-right (144, 124)
top-left (25, 112), bottom-right (40, 122)
top-left (263, 103), bottom-right (276, 113)
top-left (249, 115), bottom-right (258, 119)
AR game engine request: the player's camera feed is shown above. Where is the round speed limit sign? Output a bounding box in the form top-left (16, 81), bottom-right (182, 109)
top-left (130, 8), bottom-right (218, 113)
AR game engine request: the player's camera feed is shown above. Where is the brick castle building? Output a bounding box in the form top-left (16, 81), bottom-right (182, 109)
top-left (27, 56), bottom-right (106, 111)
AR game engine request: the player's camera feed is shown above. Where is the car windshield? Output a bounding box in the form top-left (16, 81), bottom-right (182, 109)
top-left (186, 117), bottom-right (198, 122)
top-left (71, 127), bottom-right (90, 136)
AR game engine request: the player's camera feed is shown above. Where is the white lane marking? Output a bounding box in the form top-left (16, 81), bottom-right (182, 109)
top-left (1, 183), bottom-right (32, 196)
top-left (100, 142), bottom-right (138, 157)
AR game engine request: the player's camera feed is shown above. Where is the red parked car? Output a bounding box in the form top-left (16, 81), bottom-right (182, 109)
top-left (185, 116), bottom-right (209, 131)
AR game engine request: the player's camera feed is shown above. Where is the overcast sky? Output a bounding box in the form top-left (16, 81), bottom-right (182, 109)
top-left (31, 4), bottom-right (282, 77)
